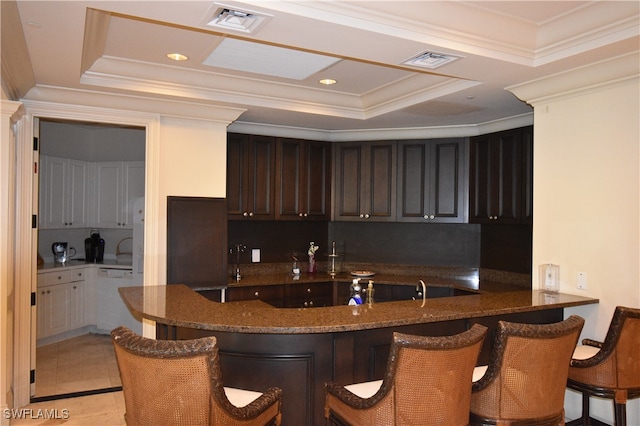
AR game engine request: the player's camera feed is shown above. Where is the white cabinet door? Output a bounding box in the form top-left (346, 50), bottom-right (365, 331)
top-left (44, 283), bottom-right (71, 337)
top-left (67, 159), bottom-right (89, 228)
top-left (94, 162), bottom-right (123, 228)
top-left (94, 161), bottom-right (144, 228)
top-left (40, 156), bottom-right (67, 229)
top-left (69, 280), bottom-right (86, 329)
top-left (122, 162), bottom-right (145, 228)
top-left (39, 156), bottom-right (89, 229)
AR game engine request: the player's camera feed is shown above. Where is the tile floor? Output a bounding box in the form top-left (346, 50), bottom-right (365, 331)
top-left (9, 334), bottom-right (126, 425)
top-left (34, 334), bottom-right (121, 397)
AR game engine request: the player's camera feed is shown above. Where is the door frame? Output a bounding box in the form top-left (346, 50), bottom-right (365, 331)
top-left (13, 101), bottom-right (161, 407)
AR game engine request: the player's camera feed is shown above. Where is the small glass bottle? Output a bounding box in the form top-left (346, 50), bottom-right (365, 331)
top-left (348, 279), bottom-right (363, 305)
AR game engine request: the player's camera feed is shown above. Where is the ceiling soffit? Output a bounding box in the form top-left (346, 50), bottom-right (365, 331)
top-left (80, 8), bottom-right (482, 120)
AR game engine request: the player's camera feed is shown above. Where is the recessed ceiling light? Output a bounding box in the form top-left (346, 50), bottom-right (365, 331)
top-left (166, 53), bottom-right (189, 61)
top-left (319, 78), bottom-right (337, 85)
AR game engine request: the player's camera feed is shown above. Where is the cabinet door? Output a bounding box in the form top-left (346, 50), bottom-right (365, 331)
top-left (45, 283), bottom-right (71, 337)
top-left (275, 138), bottom-right (303, 219)
top-left (122, 161), bottom-right (145, 228)
top-left (428, 140), bottom-right (465, 223)
top-left (94, 162), bottom-right (123, 228)
top-left (304, 141), bottom-right (331, 220)
top-left (227, 134), bottom-right (275, 220)
top-left (40, 156), bottom-right (89, 229)
top-left (469, 129), bottom-right (522, 224)
top-left (275, 139), bottom-right (331, 220)
top-left (41, 156), bottom-right (68, 229)
top-left (69, 280), bottom-right (86, 329)
top-left (66, 159), bottom-right (89, 228)
top-left (334, 141), bottom-right (396, 221)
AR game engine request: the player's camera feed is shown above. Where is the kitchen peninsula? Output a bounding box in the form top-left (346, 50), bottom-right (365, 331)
top-left (119, 271), bottom-right (597, 426)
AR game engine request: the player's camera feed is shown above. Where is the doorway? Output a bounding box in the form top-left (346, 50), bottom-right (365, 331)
top-left (34, 118), bottom-right (145, 399)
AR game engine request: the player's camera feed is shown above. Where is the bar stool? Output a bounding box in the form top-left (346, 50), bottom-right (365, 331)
top-left (470, 315), bottom-right (585, 425)
top-left (325, 324), bottom-right (488, 425)
top-left (566, 306), bottom-right (640, 426)
top-left (111, 326), bottom-right (283, 426)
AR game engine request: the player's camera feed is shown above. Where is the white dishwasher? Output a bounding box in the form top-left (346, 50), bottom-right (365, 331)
top-left (96, 267), bottom-right (143, 334)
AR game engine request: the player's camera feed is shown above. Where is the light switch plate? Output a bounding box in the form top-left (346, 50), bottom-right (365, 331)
top-left (251, 248), bottom-right (260, 263)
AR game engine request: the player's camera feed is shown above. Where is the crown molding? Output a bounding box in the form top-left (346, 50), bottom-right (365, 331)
top-left (507, 52), bottom-right (640, 105)
top-left (229, 112), bottom-right (533, 142)
top-left (22, 85), bottom-right (246, 124)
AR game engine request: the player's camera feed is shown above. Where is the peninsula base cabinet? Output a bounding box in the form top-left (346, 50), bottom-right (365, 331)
top-left (164, 307), bottom-right (564, 426)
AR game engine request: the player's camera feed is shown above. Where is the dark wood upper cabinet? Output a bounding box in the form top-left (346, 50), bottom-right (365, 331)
top-left (227, 133), bottom-right (276, 220)
top-left (397, 138), bottom-right (466, 223)
top-left (469, 126), bottom-right (532, 224)
top-left (334, 141), bottom-right (396, 222)
top-left (275, 138), bottom-right (331, 220)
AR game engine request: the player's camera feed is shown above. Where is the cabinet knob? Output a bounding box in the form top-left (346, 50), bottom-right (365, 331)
top-left (362, 213), bottom-right (370, 219)
top-left (243, 212), bottom-right (249, 217)
top-left (249, 212), bottom-right (254, 217)
top-left (309, 301), bottom-right (314, 306)
top-left (57, 276), bottom-right (62, 280)
top-left (303, 213), bottom-right (308, 217)
top-left (73, 285), bottom-right (77, 289)
top-left (307, 288), bottom-right (311, 293)
top-left (299, 213), bottom-right (303, 217)
top-left (254, 291), bottom-right (259, 297)
top-left (303, 301), bottom-right (308, 307)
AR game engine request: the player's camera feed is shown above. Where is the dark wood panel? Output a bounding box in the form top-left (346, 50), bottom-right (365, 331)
top-left (334, 144), bottom-right (363, 219)
top-left (368, 143), bottom-right (396, 219)
top-left (167, 197), bottom-right (227, 286)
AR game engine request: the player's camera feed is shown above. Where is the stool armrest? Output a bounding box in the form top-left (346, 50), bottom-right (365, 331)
top-left (581, 338), bottom-right (602, 348)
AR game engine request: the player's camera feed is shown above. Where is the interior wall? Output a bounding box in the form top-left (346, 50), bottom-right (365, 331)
top-left (156, 116), bottom-right (228, 285)
top-left (532, 78), bottom-right (640, 423)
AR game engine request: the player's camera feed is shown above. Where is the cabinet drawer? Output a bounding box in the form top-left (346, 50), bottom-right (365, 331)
top-left (286, 283), bottom-right (332, 299)
top-left (227, 285), bottom-right (284, 305)
top-left (40, 268), bottom-right (86, 287)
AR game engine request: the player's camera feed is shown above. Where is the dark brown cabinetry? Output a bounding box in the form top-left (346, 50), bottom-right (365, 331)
top-left (275, 138), bottom-right (331, 220)
top-left (469, 126), bottom-right (532, 224)
top-left (227, 133), bottom-right (276, 220)
top-left (167, 197), bottom-right (228, 287)
top-left (284, 282), bottom-right (333, 308)
top-left (226, 284), bottom-right (285, 307)
top-left (397, 138), bottom-right (466, 223)
top-left (334, 141), bottom-right (396, 221)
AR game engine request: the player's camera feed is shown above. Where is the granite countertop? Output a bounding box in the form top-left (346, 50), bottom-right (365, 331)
top-left (119, 276), bottom-right (598, 334)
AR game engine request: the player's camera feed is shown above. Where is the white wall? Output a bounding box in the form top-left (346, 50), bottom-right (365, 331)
top-left (154, 116), bottom-right (228, 289)
top-left (529, 75), bottom-right (639, 423)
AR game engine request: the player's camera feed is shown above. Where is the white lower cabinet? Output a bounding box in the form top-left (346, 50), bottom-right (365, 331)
top-left (37, 268), bottom-right (87, 341)
top-left (37, 265), bottom-right (141, 344)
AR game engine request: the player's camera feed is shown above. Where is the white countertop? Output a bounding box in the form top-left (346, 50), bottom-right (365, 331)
top-left (38, 259), bottom-right (133, 272)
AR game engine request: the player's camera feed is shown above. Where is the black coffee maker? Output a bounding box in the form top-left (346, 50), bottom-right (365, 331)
top-left (85, 229), bottom-right (105, 263)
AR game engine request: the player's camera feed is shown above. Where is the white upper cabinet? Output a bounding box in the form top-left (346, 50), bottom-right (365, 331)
top-left (93, 161), bottom-right (145, 229)
top-left (39, 156), bottom-right (144, 229)
top-left (39, 156), bottom-right (89, 229)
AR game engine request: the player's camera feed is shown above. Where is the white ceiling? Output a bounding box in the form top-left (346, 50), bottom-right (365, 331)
top-left (3, 1), bottom-right (639, 136)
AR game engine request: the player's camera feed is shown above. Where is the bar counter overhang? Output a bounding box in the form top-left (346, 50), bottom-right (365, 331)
top-left (118, 275), bottom-right (597, 426)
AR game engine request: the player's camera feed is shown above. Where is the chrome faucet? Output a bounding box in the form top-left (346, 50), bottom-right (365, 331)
top-left (231, 244), bottom-right (246, 280)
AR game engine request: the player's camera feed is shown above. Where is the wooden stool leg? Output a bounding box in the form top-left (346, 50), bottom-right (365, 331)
top-left (613, 401), bottom-right (626, 426)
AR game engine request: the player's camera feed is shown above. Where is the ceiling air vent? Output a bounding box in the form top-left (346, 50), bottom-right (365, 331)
top-left (204, 6), bottom-right (271, 33)
top-left (402, 51), bottom-right (461, 69)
